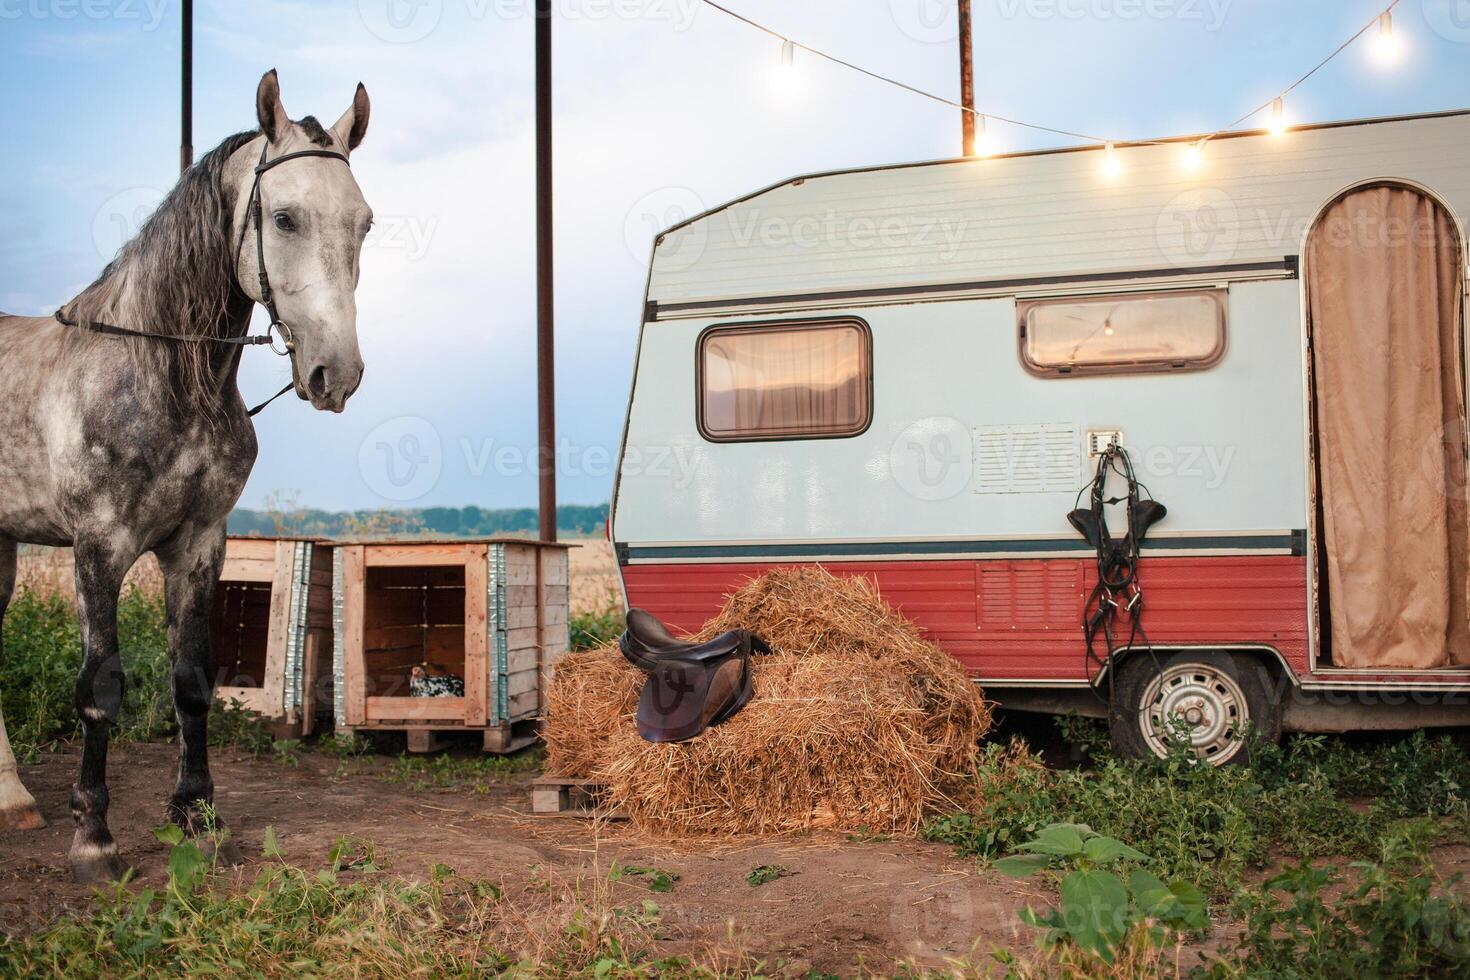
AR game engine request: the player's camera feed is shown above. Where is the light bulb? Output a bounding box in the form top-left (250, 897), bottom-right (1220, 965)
top-left (1371, 10), bottom-right (1403, 66)
top-left (1101, 142), bottom-right (1121, 177)
top-left (772, 39), bottom-right (798, 94)
top-left (970, 114), bottom-right (990, 157)
top-left (1181, 140), bottom-right (1204, 170)
top-left (1268, 96), bottom-right (1288, 137)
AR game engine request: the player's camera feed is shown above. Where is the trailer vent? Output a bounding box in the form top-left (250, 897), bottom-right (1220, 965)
top-left (974, 423), bottom-right (1081, 494)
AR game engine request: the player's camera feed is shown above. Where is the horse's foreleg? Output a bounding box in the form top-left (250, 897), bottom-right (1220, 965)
top-left (156, 522), bottom-right (239, 864)
top-left (68, 539), bottom-right (131, 884)
top-left (0, 539), bottom-right (45, 831)
top-left (0, 704), bottom-right (43, 830)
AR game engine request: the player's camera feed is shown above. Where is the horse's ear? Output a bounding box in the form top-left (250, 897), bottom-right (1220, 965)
top-left (332, 83), bottom-right (371, 153)
top-left (256, 69), bottom-right (290, 144)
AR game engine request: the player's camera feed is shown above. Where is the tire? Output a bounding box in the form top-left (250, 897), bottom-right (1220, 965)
top-left (1108, 650), bottom-right (1280, 766)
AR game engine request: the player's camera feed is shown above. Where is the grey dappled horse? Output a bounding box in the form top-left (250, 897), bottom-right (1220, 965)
top-left (0, 70), bottom-right (372, 883)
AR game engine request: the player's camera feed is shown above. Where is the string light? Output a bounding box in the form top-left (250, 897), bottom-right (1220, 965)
top-left (971, 114), bottom-right (990, 157)
top-left (1371, 10), bottom-right (1403, 66)
top-left (692, 0), bottom-right (1406, 166)
top-left (1101, 141), bottom-right (1121, 177)
top-left (1268, 97), bottom-right (1288, 137)
top-left (1181, 140), bottom-right (1204, 170)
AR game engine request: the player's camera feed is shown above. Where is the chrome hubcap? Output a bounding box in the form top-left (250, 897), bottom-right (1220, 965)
top-left (1138, 662), bottom-right (1248, 765)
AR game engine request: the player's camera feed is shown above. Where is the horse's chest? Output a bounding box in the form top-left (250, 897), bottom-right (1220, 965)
top-left (67, 422), bottom-right (255, 532)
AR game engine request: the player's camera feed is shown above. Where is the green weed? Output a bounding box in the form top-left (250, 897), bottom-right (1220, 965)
top-left (996, 823), bottom-right (1207, 966)
top-left (1204, 824), bottom-right (1470, 978)
top-left (745, 865), bottom-right (791, 887)
top-left (571, 606), bottom-right (624, 652)
top-left (0, 586), bottom-right (170, 760)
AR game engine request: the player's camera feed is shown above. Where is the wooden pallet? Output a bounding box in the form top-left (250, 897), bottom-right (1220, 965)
top-left (531, 776), bottom-right (623, 818)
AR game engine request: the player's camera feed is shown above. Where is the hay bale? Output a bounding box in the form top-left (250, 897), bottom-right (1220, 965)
top-left (542, 645), bottom-right (639, 779)
top-left (542, 567), bottom-right (992, 835)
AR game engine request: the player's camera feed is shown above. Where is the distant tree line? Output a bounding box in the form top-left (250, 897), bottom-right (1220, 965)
top-left (227, 503), bottom-right (610, 539)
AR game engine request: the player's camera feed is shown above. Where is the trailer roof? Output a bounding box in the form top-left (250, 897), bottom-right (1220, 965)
top-left (647, 109), bottom-right (1470, 318)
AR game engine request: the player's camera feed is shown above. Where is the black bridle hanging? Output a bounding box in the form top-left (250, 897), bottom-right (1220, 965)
top-left (1068, 443), bottom-right (1167, 689)
top-left (54, 140), bottom-right (350, 417)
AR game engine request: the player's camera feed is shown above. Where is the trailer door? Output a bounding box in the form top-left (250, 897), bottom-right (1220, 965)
top-left (1305, 183), bottom-right (1468, 669)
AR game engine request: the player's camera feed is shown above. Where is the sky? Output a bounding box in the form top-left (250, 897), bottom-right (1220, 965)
top-left (2, 0), bottom-right (1469, 512)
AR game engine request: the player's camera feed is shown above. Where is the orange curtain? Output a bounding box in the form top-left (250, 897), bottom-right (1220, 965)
top-left (1307, 185), bottom-right (1469, 668)
top-left (703, 326), bottom-right (866, 437)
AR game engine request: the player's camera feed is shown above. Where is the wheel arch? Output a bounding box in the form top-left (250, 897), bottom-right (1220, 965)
top-left (1095, 643), bottom-right (1298, 690)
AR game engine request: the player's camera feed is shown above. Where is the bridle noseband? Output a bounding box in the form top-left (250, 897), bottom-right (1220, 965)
top-left (54, 138), bottom-right (351, 416)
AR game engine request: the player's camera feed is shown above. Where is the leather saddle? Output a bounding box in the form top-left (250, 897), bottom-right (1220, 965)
top-left (619, 608), bottom-right (772, 743)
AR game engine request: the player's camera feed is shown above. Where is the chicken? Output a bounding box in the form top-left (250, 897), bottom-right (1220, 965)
top-left (409, 665), bottom-right (465, 698)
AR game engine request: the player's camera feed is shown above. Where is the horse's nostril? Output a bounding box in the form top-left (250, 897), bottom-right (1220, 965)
top-left (308, 365), bottom-right (329, 397)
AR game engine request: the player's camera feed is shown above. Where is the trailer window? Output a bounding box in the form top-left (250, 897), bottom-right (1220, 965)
top-left (1019, 289), bottom-right (1226, 377)
top-left (698, 319), bottom-right (872, 441)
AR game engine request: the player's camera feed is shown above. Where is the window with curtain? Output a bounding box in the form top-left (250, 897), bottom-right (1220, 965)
top-left (697, 319), bottom-right (872, 441)
top-left (1019, 288), bottom-right (1227, 377)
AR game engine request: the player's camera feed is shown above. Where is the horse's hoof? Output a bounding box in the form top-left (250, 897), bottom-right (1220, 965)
top-left (0, 804), bottom-right (46, 831)
top-left (69, 843), bottom-right (129, 885)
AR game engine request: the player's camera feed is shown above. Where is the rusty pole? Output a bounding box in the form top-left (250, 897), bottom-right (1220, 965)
top-left (180, 0), bottom-right (193, 173)
top-left (958, 0), bottom-right (974, 157)
top-left (536, 0), bottom-right (557, 542)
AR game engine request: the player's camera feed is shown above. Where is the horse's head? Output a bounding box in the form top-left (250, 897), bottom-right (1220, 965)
top-left (235, 69), bottom-right (372, 413)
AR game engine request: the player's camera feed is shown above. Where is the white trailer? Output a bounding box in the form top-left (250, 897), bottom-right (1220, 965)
top-left (612, 110), bottom-right (1470, 763)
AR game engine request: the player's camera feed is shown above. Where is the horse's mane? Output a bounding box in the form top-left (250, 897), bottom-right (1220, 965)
top-left (63, 129), bottom-right (262, 423)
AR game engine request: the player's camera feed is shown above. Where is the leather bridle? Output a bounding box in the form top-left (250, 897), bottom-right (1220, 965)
top-left (54, 139), bottom-right (351, 416)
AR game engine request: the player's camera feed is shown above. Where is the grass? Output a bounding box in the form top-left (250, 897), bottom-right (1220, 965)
top-left (924, 722), bottom-right (1470, 901)
top-left (0, 829), bottom-right (755, 978)
top-left (369, 746), bottom-right (546, 794)
top-left (0, 586), bottom-right (172, 761)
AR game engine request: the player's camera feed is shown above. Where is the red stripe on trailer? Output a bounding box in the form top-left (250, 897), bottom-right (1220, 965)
top-left (619, 556), bottom-right (1310, 684)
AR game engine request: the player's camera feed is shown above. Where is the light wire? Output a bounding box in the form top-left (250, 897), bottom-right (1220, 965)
top-left (695, 0), bottom-right (1405, 150)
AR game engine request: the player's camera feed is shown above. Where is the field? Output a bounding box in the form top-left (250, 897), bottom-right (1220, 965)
top-left (4, 542), bottom-right (1470, 977)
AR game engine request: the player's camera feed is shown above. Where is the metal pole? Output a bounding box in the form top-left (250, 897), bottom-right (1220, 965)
top-left (958, 0), bottom-right (974, 157)
top-left (535, 0), bottom-right (557, 543)
top-left (180, 0), bottom-right (193, 173)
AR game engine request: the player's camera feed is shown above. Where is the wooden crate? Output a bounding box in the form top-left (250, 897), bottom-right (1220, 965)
top-left (210, 538), bottom-right (335, 737)
top-left (332, 539), bottom-right (571, 753)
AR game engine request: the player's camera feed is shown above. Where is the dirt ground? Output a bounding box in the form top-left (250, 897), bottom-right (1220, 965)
top-left (1, 741), bottom-right (1051, 973)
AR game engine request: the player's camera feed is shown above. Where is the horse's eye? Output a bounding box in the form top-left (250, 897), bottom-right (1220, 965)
top-left (273, 212), bottom-right (296, 233)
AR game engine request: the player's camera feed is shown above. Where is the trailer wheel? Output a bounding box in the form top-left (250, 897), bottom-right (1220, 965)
top-left (1109, 651), bottom-right (1278, 766)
